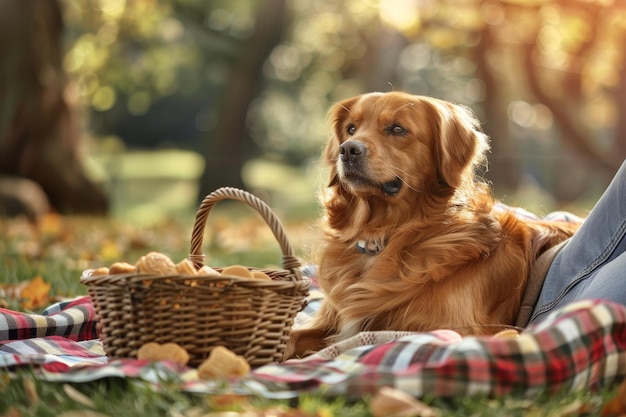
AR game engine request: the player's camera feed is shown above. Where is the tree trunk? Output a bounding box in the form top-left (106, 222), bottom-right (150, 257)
top-left (197, 0), bottom-right (287, 201)
top-left (474, 23), bottom-right (521, 194)
top-left (0, 0), bottom-right (108, 215)
top-left (521, 7), bottom-right (619, 174)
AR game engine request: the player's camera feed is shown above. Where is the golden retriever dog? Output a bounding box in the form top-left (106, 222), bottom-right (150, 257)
top-left (287, 92), bottom-right (578, 358)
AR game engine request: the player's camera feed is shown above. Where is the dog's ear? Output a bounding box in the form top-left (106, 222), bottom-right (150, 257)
top-left (324, 96), bottom-right (360, 187)
top-left (434, 102), bottom-right (490, 189)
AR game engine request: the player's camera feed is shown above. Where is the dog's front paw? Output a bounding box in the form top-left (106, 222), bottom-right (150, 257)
top-left (285, 326), bottom-right (331, 360)
top-left (283, 332), bottom-right (298, 361)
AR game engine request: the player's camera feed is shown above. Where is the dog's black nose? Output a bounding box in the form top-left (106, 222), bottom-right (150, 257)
top-left (340, 140), bottom-right (366, 162)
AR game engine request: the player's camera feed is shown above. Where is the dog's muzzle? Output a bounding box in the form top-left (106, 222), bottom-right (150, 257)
top-left (338, 140), bottom-right (402, 195)
top-left (340, 140), bottom-right (366, 166)
top-left (338, 140), bottom-right (368, 182)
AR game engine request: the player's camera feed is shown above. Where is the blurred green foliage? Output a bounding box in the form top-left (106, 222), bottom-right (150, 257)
top-left (60, 0), bottom-right (626, 206)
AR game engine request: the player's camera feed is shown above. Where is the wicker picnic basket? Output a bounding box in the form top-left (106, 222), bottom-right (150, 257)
top-left (80, 187), bottom-right (310, 367)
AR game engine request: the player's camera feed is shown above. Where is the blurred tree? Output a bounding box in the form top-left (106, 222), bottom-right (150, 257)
top-left (364, 0), bottom-right (626, 201)
top-left (474, 6), bottom-right (522, 191)
top-left (58, 0), bottom-right (626, 207)
top-left (197, 0), bottom-right (288, 198)
top-left (62, 0), bottom-right (209, 146)
top-left (515, 0), bottom-right (625, 200)
top-left (0, 0), bottom-right (108, 215)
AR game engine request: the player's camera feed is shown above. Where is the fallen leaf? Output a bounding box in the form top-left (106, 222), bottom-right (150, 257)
top-left (2, 406), bottom-right (22, 417)
top-left (99, 239), bottom-right (122, 262)
top-left (38, 212), bottom-right (63, 237)
top-left (207, 393), bottom-right (252, 409)
top-left (63, 384), bottom-right (96, 408)
top-left (20, 276), bottom-right (51, 310)
top-left (369, 387), bottom-right (438, 417)
top-left (552, 398), bottom-right (594, 417)
top-left (602, 380), bottom-right (626, 416)
top-left (23, 377), bottom-right (38, 403)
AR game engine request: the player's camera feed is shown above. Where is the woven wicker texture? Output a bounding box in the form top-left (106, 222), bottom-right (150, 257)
top-left (81, 187), bottom-right (310, 367)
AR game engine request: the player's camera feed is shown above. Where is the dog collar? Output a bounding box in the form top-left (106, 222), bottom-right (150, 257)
top-left (356, 239), bottom-right (384, 255)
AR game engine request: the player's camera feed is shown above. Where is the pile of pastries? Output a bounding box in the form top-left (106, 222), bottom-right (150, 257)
top-left (90, 251), bottom-right (271, 280)
top-left (137, 342), bottom-right (250, 380)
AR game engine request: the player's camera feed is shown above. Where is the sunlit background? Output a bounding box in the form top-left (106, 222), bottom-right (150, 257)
top-left (55, 0), bottom-right (626, 221)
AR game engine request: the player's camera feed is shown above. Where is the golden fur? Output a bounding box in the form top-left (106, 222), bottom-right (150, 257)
top-left (287, 92), bottom-right (578, 359)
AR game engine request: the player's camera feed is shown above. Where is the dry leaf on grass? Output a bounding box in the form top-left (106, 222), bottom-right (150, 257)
top-left (20, 276), bottom-right (51, 310)
top-left (2, 407), bottom-right (22, 417)
top-left (602, 380), bottom-right (626, 416)
top-left (23, 377), bottom-right (38, 403)
top-left (1, 276), bottom-right (51, 310)
top-left (38, 212), bottom-right (63, 237)
top-left (369, 386), bottom-right (438, 417)
top-left (63, 384), bottom-right (96, 408)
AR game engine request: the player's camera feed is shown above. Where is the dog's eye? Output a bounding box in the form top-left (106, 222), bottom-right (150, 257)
top-left (388, 124), bottom-right (407, 135)
top-left (347, 124), bottom-right (356, 135)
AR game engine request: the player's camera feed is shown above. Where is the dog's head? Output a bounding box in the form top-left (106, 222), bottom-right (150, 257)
top-left (324, 92), bottom-right (489, 202)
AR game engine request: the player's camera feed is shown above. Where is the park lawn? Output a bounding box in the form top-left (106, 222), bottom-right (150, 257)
top-left (0, 213), bottom-right (623, 416)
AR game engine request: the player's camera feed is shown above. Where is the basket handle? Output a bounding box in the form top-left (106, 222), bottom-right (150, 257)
top-left (189, 187), bottom-right (302, 281)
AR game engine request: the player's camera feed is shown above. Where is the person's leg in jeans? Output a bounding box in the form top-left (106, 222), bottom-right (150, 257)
top-left (529, 159), bottom-right (626, 324)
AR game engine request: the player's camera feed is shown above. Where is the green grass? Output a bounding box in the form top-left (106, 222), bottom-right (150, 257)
top-left (0, 152), bottom-right (619, 416)
top-left (0, 367), bottom-right (620, 416)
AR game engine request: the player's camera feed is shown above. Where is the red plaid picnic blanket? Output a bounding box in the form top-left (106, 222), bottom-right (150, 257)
top-left (0, 296), bottom-right (97, 342)
top-left (254, 299), bottom-right (626, 399)
top-left (0, 296), bottom-right (104, 369)
top-left (1, 290), bottom-right (625, 400)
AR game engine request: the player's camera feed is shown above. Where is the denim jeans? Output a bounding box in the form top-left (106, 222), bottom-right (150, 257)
top-left (529, 159), bottom-right (626, 324)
